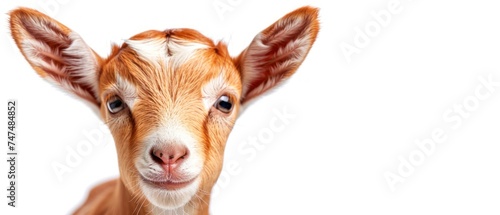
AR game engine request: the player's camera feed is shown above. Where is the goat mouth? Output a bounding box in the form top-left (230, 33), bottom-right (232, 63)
top-left (141, 176), bottom-right (197, 190)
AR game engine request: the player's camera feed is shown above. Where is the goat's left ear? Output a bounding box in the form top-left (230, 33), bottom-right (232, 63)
top-left (234, 6), bottom-right (319, 104)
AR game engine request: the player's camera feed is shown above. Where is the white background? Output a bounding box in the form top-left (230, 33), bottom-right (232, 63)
top-left (1, 0), bottom-right (500, 214)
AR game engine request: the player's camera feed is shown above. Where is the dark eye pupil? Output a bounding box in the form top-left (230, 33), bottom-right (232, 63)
top-left (219, 100), bottom-right (232, 110)
top-left (216, 95), bottom-right (233, 113)
top-left (107, 97), bottom-right (125, 114)
top-left (109, 100), bottom-right (123, 110)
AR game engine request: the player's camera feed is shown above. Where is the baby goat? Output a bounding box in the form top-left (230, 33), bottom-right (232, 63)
top-left (9, 6), bottom-right (319, 215)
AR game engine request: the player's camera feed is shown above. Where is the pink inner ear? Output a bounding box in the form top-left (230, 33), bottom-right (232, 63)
top-left (12, 9), bottom-right (101, 106)
top-left (23, 36), bottom-right (98, 104)
top-left (241, 13), bottom-right (318, 103)
top-left (246, 26), bottom-right (307, 93)
top-left (20, 16), bottom-right (71, 50)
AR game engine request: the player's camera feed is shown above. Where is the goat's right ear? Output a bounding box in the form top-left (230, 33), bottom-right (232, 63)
top-left (10, 7), bottom-right (102, 108)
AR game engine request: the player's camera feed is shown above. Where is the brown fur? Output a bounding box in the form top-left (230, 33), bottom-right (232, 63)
top-left (9, 6), bottom-right (319, 215)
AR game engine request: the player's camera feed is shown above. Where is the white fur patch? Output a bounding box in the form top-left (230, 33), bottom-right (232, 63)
top-left (149, 198), bottom-right (198, 215)
top-left (139, 178), bottom-right (200, 212)
top-left (141, 119), bottom-right (203, 177)
top-left (100, 74), bottom-right (137, 113)
top-left (115, 74), bottom-right (137, 110)
top-left (125, 38), bottom-right (167, 63)
top-left (125, 37), bottom-right (209, 69)
top-left (201, 73), bottom-right (229, 111)
top-left (135, 118), bottom-right (203, 210)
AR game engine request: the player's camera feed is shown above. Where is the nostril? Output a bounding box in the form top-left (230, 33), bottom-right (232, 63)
top-left (150, 145), bottom-right (189, 166)
top-left (150, 149), bottom-right (163, 164)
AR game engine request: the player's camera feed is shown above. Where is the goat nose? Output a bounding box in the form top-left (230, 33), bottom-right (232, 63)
top-left (151, 145), bottom-right (189, 167)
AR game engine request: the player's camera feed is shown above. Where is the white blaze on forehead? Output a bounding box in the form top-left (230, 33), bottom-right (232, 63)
top-left (125, 38), bottom-right (167, 63)
top-left (125, 37), bottom-right (210, 69)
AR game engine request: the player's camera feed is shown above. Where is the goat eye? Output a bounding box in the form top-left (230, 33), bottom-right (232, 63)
top-left (215, 95), bottom-right (233, 113)
top-left (107, 97), bottom-right (125, 114)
